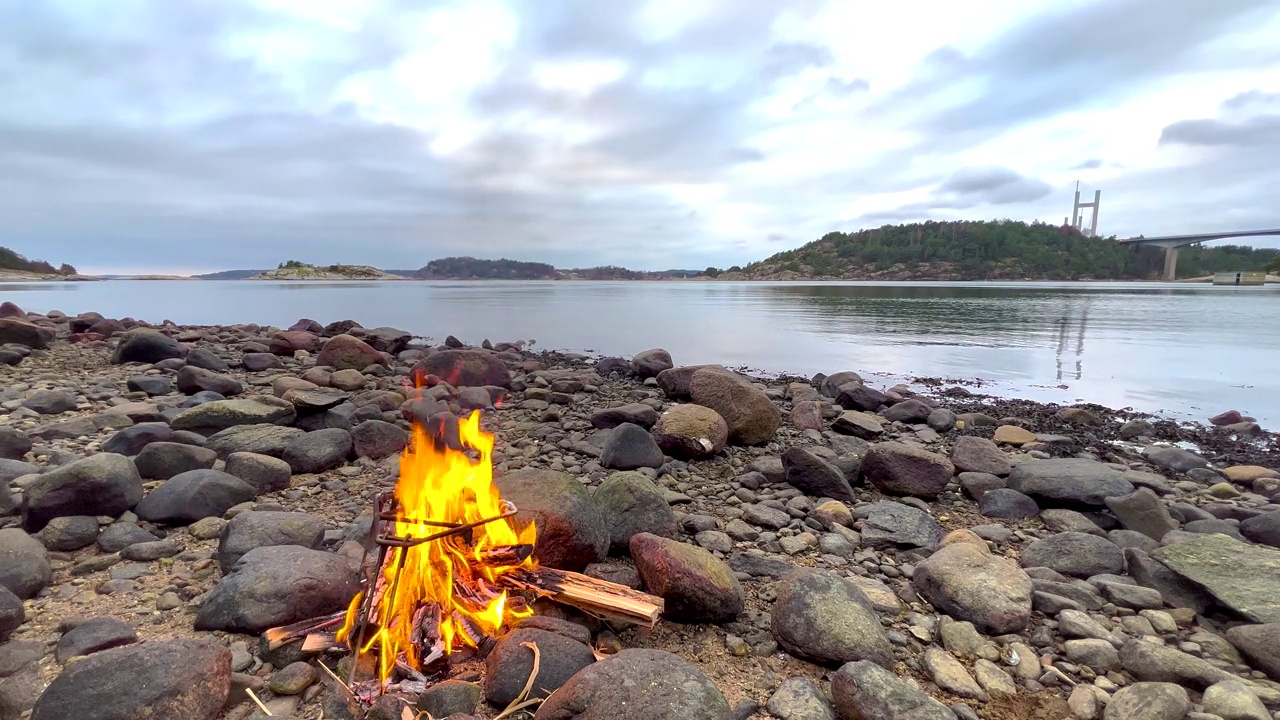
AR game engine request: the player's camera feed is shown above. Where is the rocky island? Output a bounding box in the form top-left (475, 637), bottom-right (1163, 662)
top-left (0, 303), bottom-right (1276, 720)
top-left (251, 261), bottom-right (410, 281)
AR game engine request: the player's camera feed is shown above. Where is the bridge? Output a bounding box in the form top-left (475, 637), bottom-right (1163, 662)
top-left (1118, 229), bottom-right (1280, 280)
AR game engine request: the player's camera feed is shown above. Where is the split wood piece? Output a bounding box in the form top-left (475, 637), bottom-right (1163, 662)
top-left (498, 567), bottom-right (664, 628)
top-left (302, 632), bottom-right (344, 653)
top-left (264, 610), bottom-right (347, 650)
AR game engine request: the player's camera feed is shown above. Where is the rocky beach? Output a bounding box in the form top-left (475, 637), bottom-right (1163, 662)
top-left (0, 302), bottom-right (1277, 720)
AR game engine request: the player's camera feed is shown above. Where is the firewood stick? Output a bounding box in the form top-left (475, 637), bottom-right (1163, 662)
top-left (498, 567), bottom-right (663, 627)
top-left (301, 632), bottom-right (345, 653)
top-left (264, 610), bottom-right (348, 650)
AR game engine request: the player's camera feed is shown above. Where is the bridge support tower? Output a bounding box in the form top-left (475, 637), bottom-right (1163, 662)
top-left (1162, 247), bottom-right (1179, 281)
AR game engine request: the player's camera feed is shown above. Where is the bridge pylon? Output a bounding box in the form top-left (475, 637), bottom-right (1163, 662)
top-left (1071, 182), bottom-right (1101, 237)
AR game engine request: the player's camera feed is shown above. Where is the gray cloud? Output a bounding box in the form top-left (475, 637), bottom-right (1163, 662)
top-left (0, 0), bottom-right (1277, 273)
top-left (1073, 158), bottom-right (1104, 170)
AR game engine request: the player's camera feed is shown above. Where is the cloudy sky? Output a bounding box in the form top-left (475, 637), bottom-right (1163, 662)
top-left (2, 0), bottom-right (1278, 275)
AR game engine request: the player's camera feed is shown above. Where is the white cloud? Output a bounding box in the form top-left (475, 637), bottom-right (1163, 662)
top-left (1, 0), bottom-right (1278, 274)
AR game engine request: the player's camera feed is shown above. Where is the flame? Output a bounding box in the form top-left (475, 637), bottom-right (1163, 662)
top-left (336, 409), bottom-right (536, 683)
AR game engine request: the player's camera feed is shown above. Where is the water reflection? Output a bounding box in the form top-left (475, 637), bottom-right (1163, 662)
top-left (1, 280), bottom-right (1276, 423)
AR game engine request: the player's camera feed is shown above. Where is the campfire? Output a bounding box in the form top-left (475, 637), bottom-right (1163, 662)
top-left (265, 405), bottom-right (664, 705)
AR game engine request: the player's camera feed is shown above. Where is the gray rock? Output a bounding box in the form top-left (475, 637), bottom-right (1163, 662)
top-left (631, 348), bottom-right (674, 378)
top-left (0, 529), bottom-right (49, 599)
top-left (927, 408), bottom-right (958, 432)
top-left (206, 424), bottom-right (306, 459)
top-left (1225, 623), bottom-right (1280, 680)
top-left (120, 539), bottom-right (180, 561)
top-left (21, 453), bottom-right (143, 532)
top-left (134, 469), bottom-right (257, 525)
top-left (1202, 679), bottom-right (1269, 720)
top-left (484, 627), bottom-right (595, 707)
top-left (744, 503), bottom-right (791, 529)
top-left (55, 617), bottom-right (138, 663)
top-left (1096, 580), bottom-right (1164, 610)
top-left (1020, 532), bottom-right (1125, 578)
top-left (771, 569), bottom-right (893, 667)
top-left (29, 416), bottom-right (97, 441)
top-left (591, 403), bottom-right (661, 429)
top-left (532, 649), bottom-right (729, 720)
top-left (0, 460), bottom-right (36, 485)
top-left (31, 638), bottom-right (230, 720)
top-left (1107, 529), bottom-right (1161, 554)
top-left (830, 660), bottom-right (955, 720)
top-left (766, 677), bottom-right (833, 720)
top-left (977, 488), bottom-right (1039, 519)
top-left (96, 522), bottom-right (158, 553)
top-left (782, 446), bottom-right (855, 503)
top-left (417, 679), bottom-right (482, 718)
top-left (600, 422), bottom-right (665, 470)
top-left (0, 428), bottom-right (32, 461)
top-left (1152, 533), bottom-right (1280, 623)
top-left (922, 648), bottom-right (986, 701)
top-left (912, 543), bottom-right (1033, 634)
top-left (882, 398), bottom-right (932, 423)
top-left (282, 428), bottom-right (352, 474)
top-left (631, 533), bottom-right (742, 622)
top-left (593, 472), bottom-right (677, 554)
top-left (101, 422), bottom-right (174, 456)
top-left (110, 329), bottom-right (186, 365)
top-left (861, 442), bottom-right (954, 498)
top-left (1143, 445), bottom-right (1210, 473)
top-left (171, 396), bottom-right (296, 435)
top-left (176, 366), bottom-right (244, 397)
top-left (949, 436), bottom-right (1010, 476)
top-left (1105, 488), bottom-right (1178, 541)
top-left (820, 371), bottom-right (864, 398)
top-left (1065, 639), bottom-right (1120, 672)
top-left (728, 552), bottom-right (794, 579)
top-left (349, 420), bottom-right (408, 460)
top-left (832, 410), bottom-right (884, 439)
top-left (1119, 638), bottom-right (1235, 689)
top-left (837, 384), bottom-right (887, 412)
top-left (195, 545), bottom-right (360, 632)
top-left (959, 472), bottom-right (1005, 500)
top-left (0, 586), bottom-right (23, 641)
top-left (1240, 511), bottom-right (1280, 549)
top-left (224, 452), bottom-right (292, 494)
top-left (1006, 458), bottom-right (1134, 507)
top-left (184, 347), bottom-right (229, 371)
top-left (34, 515), bottom-right (100, 551)
top-left (134, 441), bottom-right (218, 480)
top-left (22, 389), bottom-right (76, 415)
top-left (242, 352), bottom-right (283, 371)
top-left (1103, 682), bottom-right (1189, 720)
top-left (218, 511), bottom-right (326, 573)
top-left (1124, 548), bottom-right (1212, 614)
top-left (495, 468), bottom-right (608, 571)
top-left (856, 501), bottom-right (944, 550)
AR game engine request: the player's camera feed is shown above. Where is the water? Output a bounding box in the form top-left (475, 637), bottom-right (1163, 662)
top-left (5, 280), bottom-right (1278, 425)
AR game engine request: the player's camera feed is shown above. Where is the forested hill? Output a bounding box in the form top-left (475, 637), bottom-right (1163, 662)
top-left (0, 246), bottom-right (77, 277)
top-left (719, 221), bottom-right (1280, 281)
top-left (417, 257), bottom-right (558, 280)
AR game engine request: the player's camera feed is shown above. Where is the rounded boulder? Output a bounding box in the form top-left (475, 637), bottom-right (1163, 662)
top-left (650, 404), bottom-right (728, 460)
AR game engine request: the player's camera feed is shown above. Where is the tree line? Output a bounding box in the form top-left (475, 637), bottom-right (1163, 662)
top-left (723, 221), bottom-right (1280, 280)
top-left (0, 246), bottom-right (76, 276)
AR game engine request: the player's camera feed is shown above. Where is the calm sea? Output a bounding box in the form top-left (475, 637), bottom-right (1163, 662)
top-left (5, 280), bottom-right (1278, 426)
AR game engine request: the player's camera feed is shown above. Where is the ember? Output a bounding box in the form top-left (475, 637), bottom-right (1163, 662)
top-left (337, 410), bottom-right (536, 685)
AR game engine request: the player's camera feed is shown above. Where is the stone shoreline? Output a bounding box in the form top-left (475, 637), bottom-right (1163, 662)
top-left (0, 304), bottom-right (1278, 720)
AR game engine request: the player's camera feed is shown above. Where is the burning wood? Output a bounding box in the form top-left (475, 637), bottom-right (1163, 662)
top-left (261, 409), bottom-right (664, 702)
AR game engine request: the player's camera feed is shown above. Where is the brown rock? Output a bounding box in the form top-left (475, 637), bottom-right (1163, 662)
top-left (993, 425), bottom-right (1036, 445)
top-left (650, 405), bottom-right (728, 460)
top-left (861, 442), bottom-right (955, 498)
top-left (316, 334), bottom-right (386, 371)
top-left (689, 369), bottom-right (779, 445)
top-left (414, 349), bottom-right (511, 388)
